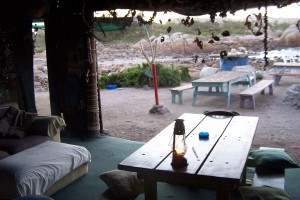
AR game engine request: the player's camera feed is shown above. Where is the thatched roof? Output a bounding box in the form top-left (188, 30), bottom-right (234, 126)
top-left (1, 0), bottom-right (299, 20)
top-left (89, 0), bottom-right (299, 16)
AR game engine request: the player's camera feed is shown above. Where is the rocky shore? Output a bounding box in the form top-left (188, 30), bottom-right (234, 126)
top-left (33, 24), bottom-right (300, 92)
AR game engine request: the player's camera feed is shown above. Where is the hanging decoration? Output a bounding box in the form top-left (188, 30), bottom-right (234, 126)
top-left (136, 11), bottom-right (157, 26)
top-left (181, 16), bottom-right (194, 26)
top-left (244, 13), bottom-right (263, 36)
top-left (263, 4), bottom-right (269, 70)
top-left (296, 20), bottom-right (300, 32)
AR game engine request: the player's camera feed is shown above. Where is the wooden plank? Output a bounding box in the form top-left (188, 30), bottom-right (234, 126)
top-left (239, 80), bottom-right (274, 96)
top-left (170, 84), bottom-right (194, 91)
top-left (156, 115), bottom-right (232, 175)
top-left (198, 116), bottom-right (259, 184)
top-left (269, 73), bottom-right (300, 77)
top-left (118, 113), bottom-right (205, 172)
top-left (273, 62), bottom-right (300, 68)
top-left (192, 71), bottom-right (249, 83)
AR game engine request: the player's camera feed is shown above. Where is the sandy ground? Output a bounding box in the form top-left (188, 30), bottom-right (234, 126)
top-left (35, 73), bottom-right (300, 163)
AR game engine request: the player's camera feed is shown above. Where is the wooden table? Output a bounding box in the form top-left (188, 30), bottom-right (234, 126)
top-left (191, 71), bottom-right (252, 108)
top-left (118, 113), bottom-right (259, 200)
top-left (269, 62), bottom-right (300, 85)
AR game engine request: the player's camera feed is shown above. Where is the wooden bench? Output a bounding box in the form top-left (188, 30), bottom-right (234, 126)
top-left (239, 80), bottom-right (274, 109)
top-left (269, 72), bottom-right (300, 85)
top-left (170, 84), bottom-right (194, 104)
top-left (269, 62), bottom-right (300, 85)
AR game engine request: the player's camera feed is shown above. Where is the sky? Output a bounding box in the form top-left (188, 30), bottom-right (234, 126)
top-left (95, 3), bottom-right (299, 23)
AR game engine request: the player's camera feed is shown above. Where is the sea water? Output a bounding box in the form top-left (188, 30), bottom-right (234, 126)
top-left (251, 47), bottom-right (300, 62)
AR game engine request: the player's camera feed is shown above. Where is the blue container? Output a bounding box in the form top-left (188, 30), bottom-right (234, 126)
top-left (199, 132), bottom-right (209, 140)
top-left (220, 57), bottom-right (249, 71)
top-left (106, 84), bottom-right (117, 90)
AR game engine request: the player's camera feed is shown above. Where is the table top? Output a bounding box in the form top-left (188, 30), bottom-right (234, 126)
top-left (192, 71), bottom-right (249, 84)
top-left (270, 62), bottom-right (300, 75)
top-left (273, 62), bottom-right (300, 67)
top-left (118, 113), bottom-right (259, 186)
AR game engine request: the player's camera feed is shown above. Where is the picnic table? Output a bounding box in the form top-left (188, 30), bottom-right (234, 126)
top-left (191, 71), bottom-right (252, 108)
top-left (118, 113), bottom-right (259, 200)
top-left (269, 62), bottom-right (300, 85)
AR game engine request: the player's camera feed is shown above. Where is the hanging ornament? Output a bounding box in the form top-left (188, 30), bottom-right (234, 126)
top-left (167, 27), bottom-right (172, 33)
top-left (221, 30), bottom-right (230, 37)
top-left (244, 13), bottom-right (263, 36)
top-left (193, 37), bottom-right (203, 49)
top-left (296, 20), bottom-right (300, 32)
top-left (263, 4), bottom-right (269, 70)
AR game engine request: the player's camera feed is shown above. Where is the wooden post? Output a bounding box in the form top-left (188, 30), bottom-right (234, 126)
top-left (84, 12), bottom-right (100, 136)
top-left (152, 64), bottom-right (159, 105)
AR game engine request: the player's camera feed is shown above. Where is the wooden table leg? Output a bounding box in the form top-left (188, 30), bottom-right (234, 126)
top-left (216, 185), bottom-right (231, 200)
top-left (273, 75), bottom-right (281, 85)
top-left (144, 176), bottom-right (157, 200)
top-left (227, 83), bottom-right (231, 108)
top-left (192, 87), bottom-right (198, 106)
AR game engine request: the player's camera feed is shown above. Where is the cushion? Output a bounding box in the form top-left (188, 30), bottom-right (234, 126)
top-left (239, 186), bottom-right (291, 200)
top-left (249, 149), bottom-right (299, 174)
top-left (99, 170), bottom-right (144, 199)
top-left (0, 106), bottom-right (37, 139)
top-left (13, 195), bottom-right (54, 200)
top-left (0, 135), bottom-right (51, 155)
top-left (0, 150), bottom-right (10, 160)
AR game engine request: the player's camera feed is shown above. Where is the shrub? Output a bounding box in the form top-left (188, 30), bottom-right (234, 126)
top-left (256, 72), bottom-right (264, 81)
top-left (156, 63), bottom-right (181, 87)
top-left (98, 63), bottom-right (185, 88)
top-left (178, 66), bottom-right (191, 82)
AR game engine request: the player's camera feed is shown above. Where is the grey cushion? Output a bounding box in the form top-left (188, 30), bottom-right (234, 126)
top-left (249, 149), bottom-right (299, 174)
top-left (100, 170), bottom-right (144, 199)
top-left (0, 150), bottom-right (10, 160)
top-left (239, 186), bottom-right (291, 200)
top-left (0, 106), bottom-right (37, 139)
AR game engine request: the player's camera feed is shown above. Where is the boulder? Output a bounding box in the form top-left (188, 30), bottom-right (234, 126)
top-left (278, 25), bottom-right (300, 47)
top-left (283, 84), bottom-right (300, 109)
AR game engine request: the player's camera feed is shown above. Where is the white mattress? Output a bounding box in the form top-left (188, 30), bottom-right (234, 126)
top-left (0, 141), bottom-right (91, 198)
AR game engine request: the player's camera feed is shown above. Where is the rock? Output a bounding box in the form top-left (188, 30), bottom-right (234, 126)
top-left (200, 66), bottom-right (220, 78)
top-left (278, 25), bottom-right (300, 47)
top-left (33, 26), bottom-right (300, 93)
top-left (100, 67), bottom-right (110, 74)
top-left (149, 105), bottom-right (170, 114)
top-left (283, 84), bottom-right (300, 109)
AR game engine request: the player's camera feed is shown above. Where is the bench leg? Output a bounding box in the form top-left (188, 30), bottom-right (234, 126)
top-left (178, 92), bottom-right (183, 104)
top-left (171, 92), bottom-right (176, 103)
top-left (273, 75), bottom-right (281, 86)
top-left (250, 96), bottom-right (255, 109)
top-left (240, 96), bottom-right (246, 108)
top-left (261, 89), bottom-right (265, 95)
top-left (269, 84), bottom-right (273, 95)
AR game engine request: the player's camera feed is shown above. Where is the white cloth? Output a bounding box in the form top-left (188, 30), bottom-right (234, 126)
top-left (0, 141), bottom-right (91, 198)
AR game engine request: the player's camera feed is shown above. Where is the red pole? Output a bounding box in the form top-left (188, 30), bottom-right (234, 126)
top-left (152, 64), bottom-right (159, 105)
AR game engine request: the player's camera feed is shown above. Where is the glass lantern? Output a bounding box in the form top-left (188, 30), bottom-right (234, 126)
top-left (171, 119), bottom-right (188, 169)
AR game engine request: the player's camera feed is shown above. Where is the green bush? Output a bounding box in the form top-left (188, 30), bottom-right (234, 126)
top-left (156, 63), bottom-right (181, 87)
top-left (34, 31), bottom-right (46, 53)
top-left (178, 66), bottom-right (191, 81)
top-left (256, 72), bottom-right (264, 81)
top-left (98, 63), bottom-right (184, 88)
